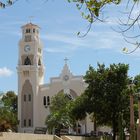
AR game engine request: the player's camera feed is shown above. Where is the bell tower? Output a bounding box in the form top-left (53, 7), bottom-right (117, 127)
top-left (17, 23), bottom-right (45, 132)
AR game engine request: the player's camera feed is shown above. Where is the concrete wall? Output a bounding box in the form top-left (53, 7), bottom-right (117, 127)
top-left (0, 132), bottom-right (54, 140)
top-left (0, 133), bottom-right (116, 140)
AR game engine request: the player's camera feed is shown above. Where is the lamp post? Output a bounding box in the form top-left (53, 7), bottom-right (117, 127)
top-left (130, 94), bottom-right (135, 140)
top-left (129, 80), bottom-right (136, 140)
top-left (136, 88), bottom-right (140, 140)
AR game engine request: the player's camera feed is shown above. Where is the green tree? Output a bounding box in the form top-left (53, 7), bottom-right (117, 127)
top-left (0, 91), bottom-right (18, 132)
top-left (70, 93), bottom-right (88, 121)
top-left (84, 64), bottom-right (108, 131)
top-left (0, 107), bottom-right (17, 132)
top-left (133, 74), bottom-right (140, 128)
top-left (70, 93), bottom-right (91, 134)
top-left (72, 63), bottom-right (130, 140)
top-left (45, 92), bottom-right (74, 134)
top-left (2, 91), bottom-right (17, 113)
top-left (134, 74), bottom-right (140, 88)
top-left (103, 64), bottom-right (129, 140)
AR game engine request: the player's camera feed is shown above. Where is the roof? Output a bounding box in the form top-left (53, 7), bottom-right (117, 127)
top-left (21, 22), bottom-right (40, 29)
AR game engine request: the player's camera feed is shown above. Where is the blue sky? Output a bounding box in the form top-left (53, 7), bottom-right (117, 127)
top-left (0, 0), bottom-right (140, 93)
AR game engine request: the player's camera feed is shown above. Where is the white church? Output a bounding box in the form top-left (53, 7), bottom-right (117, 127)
top-left (17, 22), bottom-right (98, 134)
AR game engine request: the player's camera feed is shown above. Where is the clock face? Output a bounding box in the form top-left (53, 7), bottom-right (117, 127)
top-left (24, 45), bottom-right (30, 52)
top-left (63, 75), bottom-right (69, 81)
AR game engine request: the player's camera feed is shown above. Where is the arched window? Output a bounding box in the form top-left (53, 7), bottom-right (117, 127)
top-left (47, 96), bottom-right (50, 105)
top-left (24, 57), bottom-right (31, 65)
top-left (28, 94), bottom-right (31, 101)
top-left (43, 96), bottom-right (46, 106)
top-left (43, 96), bottom-right (50, 106)
top-left (33, 29), bottom-right (35, 33)
top-left (24, 119), bottom-right (26, 127)
top-left (38, 59), bottom-right (41, 66)
top-left (26, 29), bottom-right (30, 33)
top-left (24, 95), bottom-right (26, 102)
top-left (28, 119), bottom-right (31, 127)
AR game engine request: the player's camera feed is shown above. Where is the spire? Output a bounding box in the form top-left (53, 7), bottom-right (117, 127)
top-left (60, 57), bottom-right (72, 77)
top-left (29, 16), bottom-right (34, 23)
top-left (64, 57), bottom-right (69, 64)
top-left (63, 57), bottom-right (69, 73)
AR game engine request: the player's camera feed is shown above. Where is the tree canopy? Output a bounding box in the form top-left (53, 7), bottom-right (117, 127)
top-left (45, 92), bottom-right (74, 134)
top-left (2, 91), bottom-right (17, 113)
top-left (71, 63), bottom-right (130, 140)
top-left (0, 91), bottom-right (18, 132)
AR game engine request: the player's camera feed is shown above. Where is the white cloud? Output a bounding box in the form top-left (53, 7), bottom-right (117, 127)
top-left (42, 33), bottom-right (87, 47)
top-left (42, 29), bottom-right (134, 55)
top-left (0, 67), bottom-right (13, 77)
top-left (43, 31), bottom-right (117, 50)
top-left (44, 47), bottom-right (67, 53)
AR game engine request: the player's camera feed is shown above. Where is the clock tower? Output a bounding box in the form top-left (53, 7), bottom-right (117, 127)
top-left (17, 23), bottom-right (45, 132)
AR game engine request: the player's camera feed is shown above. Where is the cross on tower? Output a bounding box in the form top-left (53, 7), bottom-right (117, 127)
top-left (64, 57), bottom-right (69, 64)
top-left (29, 16), bottom-right (34, 23)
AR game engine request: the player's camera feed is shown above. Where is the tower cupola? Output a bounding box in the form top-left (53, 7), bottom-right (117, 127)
top-left (21, 23), bottom-right (40, 42)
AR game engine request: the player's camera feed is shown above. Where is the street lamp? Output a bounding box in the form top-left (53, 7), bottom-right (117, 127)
top-left (136, 88), bottom-right (140, 140)
top-left (129, 79), bottom-right (136, 140)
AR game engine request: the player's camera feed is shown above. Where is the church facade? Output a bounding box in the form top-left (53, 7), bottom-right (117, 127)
top-left (17, 23), bottom-right (93, 133)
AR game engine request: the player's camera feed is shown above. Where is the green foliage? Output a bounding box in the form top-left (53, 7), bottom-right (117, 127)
top-left (0, 91), bottom-right (18, 132)
top-left (2, 91), bottom-right (17, 113)
top-left (45, 92), bottom-right (74, 133)
top-left (72, 63), bottom-right (130, 139)
top-left (49, 92), bottom-right (70, 112)
top-left (0, 108), bottom-right (17, 132)
top-left (70, 93), bottom-right (88, 120)
top-left (133, 74), bottom-right (140, 123)
top-left (134, 74), bottom-right (140, 89)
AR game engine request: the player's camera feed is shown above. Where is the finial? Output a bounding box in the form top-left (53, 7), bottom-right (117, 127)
top-left (64, 57), bottom-right (69, 64)
top-left (29, 16), bottom-right (34, 23)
